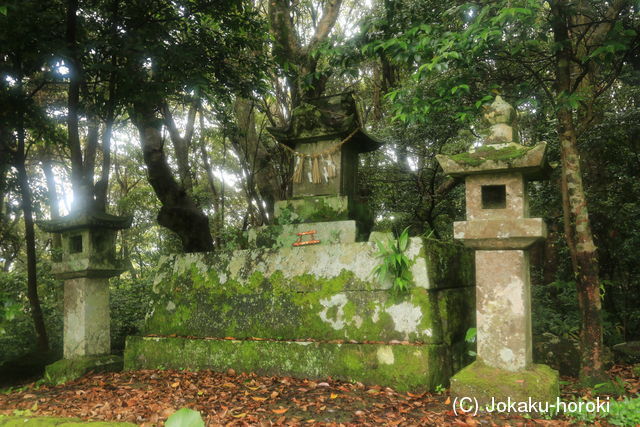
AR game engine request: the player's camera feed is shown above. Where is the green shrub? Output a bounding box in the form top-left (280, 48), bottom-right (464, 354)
top-left (372, 227), bottom-right (412, 293)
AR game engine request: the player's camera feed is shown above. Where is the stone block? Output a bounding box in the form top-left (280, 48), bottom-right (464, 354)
top-left (144, 241), bottom-right (475, 343)
top-left (64, 277), bottom-right (110, 359)
top-left (368, 231), bottom-right (394, 243)
top-left (146, 285), bottom-right (445, 344)
top-left (450, 361), bottom-right (559, 412)
top-left (274, 196), bottom-right (350, 223)
top-left (476, 250), bottom-right (532, 371)
top-left (454, 218), bottom-right (546, 249)
top-left (43, 355), bottom-right (123, 385)
top-left (125, 336), bottom-right (452, 392)
top-left (227, 237), bottom-right (444, 290)
top-left (465, 172), bottom-right (527, 220)
top-left (126, 238), bottom-right (475, 390)
top-left (273, 195), bottom-right (373, 232)
top-left (248, 220), bottom-right (358, 249)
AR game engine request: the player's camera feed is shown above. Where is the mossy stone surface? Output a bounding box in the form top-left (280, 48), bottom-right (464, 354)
top-left (274, 196), bottom-right (350, 224)
top-left (436, 142), bottom-right (549, 179)
top-left (132, 239), bottom-right (474, 392)
top-left (43, 355), bottom-right (123, 385)
top-left (450, 144), bottom-right (533, 167)
top-left (450, 361), bottom-right (559, 409)
top-left (0, 416), bottom-right (135, 426)
top-left (125, 336), bottom-right (451, 392)
top-left (248, 220), bottom-right (358, 249)
top-left (273, 196), bottom-right (374, 235)
top-left (144, 239), bottom-right (474, 344)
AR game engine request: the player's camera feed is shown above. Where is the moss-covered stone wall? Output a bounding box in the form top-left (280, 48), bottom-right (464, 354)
top-left (125, 238), bottom-right (475, 391)
top-left (125, 337), bottom-right (454, 392)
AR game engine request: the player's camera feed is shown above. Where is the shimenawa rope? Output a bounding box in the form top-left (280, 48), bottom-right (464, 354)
top-left (277, 128), bottom-right (359, 184)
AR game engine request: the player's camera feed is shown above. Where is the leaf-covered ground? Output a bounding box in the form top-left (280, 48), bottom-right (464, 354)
top-left (0, 365), bottom-right (638, 426)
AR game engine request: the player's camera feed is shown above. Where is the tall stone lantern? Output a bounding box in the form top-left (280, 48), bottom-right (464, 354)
top-left (437, 96), bottom-right (559, 406)
top-left (39, 211), bottom-right (131, 381)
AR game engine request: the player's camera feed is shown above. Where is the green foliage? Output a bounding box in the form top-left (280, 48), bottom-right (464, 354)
top-left (0, 298), bottom-right (21, 336)
top-left (0, 267), bottom-right (63, 363)
top-left (532, 277), bottom-right (633, 346)
top-left (607, 396), bottom-right (640, 426)
top-left (165, 408), bottom-right (205, 427)
top-left (465, 327), bottom-right (477, 357)
top-left (565, 396), bottom-right (640, 426)
top-left (532, 281), bottom-right (581, 340)
top-left (372, 227), bottom-right (412, 293)
top-left (110, 276), bottom-right (154, 353)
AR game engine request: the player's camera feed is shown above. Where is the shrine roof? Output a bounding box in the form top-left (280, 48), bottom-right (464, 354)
top-left (267, 92), bottom-right (382, 153)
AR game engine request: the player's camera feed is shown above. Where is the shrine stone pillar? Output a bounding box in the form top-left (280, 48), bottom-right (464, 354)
top-left (437, 96), bottom-right (559, 407)
top-left (39, 212), bottom-right (131, 383)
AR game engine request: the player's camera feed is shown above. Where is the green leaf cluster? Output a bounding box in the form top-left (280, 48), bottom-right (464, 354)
top-left (165, 408), bottom-right (205, 427)
top-left (372, 227), bottom-right (412, 293)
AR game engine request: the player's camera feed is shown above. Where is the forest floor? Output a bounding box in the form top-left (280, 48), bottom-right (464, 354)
top-left (0, 364), bottom-right (638, 426)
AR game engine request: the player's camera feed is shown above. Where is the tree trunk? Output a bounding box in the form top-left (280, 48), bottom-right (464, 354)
top-left (551, 0), bottom-right (605, 383)
top-left (162, 101), bottom-right (197, 194)
top-left (66, 0), bottom-right (93, 212)
top-left (16, 121), bottom-right (49, 352)
top-left (198, 110), bottom-right (222, 246)
top-left (233, 98), bottom-right (281, 221)
top-left (556, 109), bottom-right (605, 383)
top-left (42, 154), bottom-right (62, 261)
top-left (132, 101), bottom-right (214, 252)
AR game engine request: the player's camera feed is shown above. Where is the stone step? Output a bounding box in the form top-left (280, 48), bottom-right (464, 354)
top-left (124, 336), bottom-right (468, 392)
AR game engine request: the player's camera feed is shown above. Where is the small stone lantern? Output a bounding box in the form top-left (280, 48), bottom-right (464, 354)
top-left (39, 212), bottom-right (131, 359)
top-left (437, 96), bottom-right (559, 407)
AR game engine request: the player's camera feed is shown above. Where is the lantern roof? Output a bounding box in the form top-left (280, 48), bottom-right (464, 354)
top-left (436, 96), bottom-right (551, 179)
top-left (38, 211), bottom-right (132, 233)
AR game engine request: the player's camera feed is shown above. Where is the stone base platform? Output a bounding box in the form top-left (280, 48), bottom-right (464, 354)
top-left (123, 238), bottom-right (475, 392)
top-left (450, 361), bottom-right (559, 412)
top-left (125, 336), bottom-right (454, 392)
top-left (44, 355), bottom-right (123, 385)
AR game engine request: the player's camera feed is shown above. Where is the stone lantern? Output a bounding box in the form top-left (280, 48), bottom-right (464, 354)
top-left (39, 212), bottom-right (131, 360)
top-left (260, 93), bottom-right (381, 246)
top-left (436, 96), bottom-right (559, 407)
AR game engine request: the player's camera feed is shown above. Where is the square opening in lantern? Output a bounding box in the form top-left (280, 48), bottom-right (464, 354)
top-left (481, 185), bottom-right (506, 209)
top-left (69, 234), bottom-right (83, 254)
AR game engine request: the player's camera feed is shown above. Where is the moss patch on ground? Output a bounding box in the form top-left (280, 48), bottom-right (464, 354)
top-left (0, 416), bottom-right (135, 426)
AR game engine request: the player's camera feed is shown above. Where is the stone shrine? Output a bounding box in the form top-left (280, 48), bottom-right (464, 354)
top-left (437, 96), bottom-right (559, 405)
top-left (253, 92), bottom-right (380, 247)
